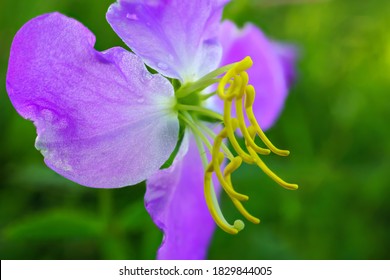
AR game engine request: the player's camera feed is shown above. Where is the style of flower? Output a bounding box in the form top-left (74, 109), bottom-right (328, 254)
top-left (6, 0), bottom-right (298, 259)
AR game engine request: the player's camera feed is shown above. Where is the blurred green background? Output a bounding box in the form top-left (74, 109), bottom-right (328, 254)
top-left (0, 0), bottom-right (389, 259)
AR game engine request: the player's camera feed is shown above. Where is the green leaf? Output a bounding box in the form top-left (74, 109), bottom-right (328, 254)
top-left (9, 164), bottom-right (81, 190)
top-left (117, 201), bottom-right (150, 231)
top-left (3, 209), bottom-right (103, 241)
top-left (100, 236), bottom-right (135, 259)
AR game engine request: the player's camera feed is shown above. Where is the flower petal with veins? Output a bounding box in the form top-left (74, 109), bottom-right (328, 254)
top-left (107, 0), bottom-right (227, 82)
top-left (146, 134), bottom-right (217, 260)
top-left (7, 13), bottom-right (179, 188)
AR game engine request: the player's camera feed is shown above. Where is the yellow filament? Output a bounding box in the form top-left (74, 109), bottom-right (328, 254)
top-left (236, 95), bottom-right (271, 156)
top-left (223, 100), bottom-right (255, 163)
top-left (245, 86), bottom-right (290, 157)
top-left (217, 76), bottom-right (236, 101)
top-left (197, 121), bottom-right (234, 160)
top-left (201, 56), bottom-right (297, 234)
top-left (223, 156), bottom-right (242, 177)
top-left (204, 170), bottom-right (240, 234)
top-left (212, 130), bottom-right (248, 201)
top-left (236, 71), bottom-right (249, 99)
top-left (193, 130), bottom-right (242, 235)
top-left (218, 56), bottom-right (253, 97)
top-left (225, 175), bottom-right (260, 224)
top-left (223, 159), bottom-right (261, 224)
top-left (247, 126), bottom-right (298, 190)
top-left (179, 112), bottom-right (213, 152)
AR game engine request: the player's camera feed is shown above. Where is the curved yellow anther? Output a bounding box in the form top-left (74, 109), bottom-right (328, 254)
top-left (232, 199), bottom-right (260, 224)
top-left (244, 85), bottom-right (255, 108)
top-left (201, 56), bottom-right (297, 235)
top-left (236, 72), bottom-right (249, 99)
top-left (231, 75), bottom-right (243, 99)
top-left (206, 161), bottom-right (214, 173)
top-left (217, 76), bottom-right (236, 101)
top-left (245, 85), bottom-right (291, 157)
top-left (234, 56), bottom-right (253, 73)
top-left (222, 157), bottom-right (249, 200)
top-left (212, 130), bottom-right (249, 201)
top-left (224, 100), bottom-right (255, 163)
top-left (204, 171), bottom-right (240, 234)
top-left (218, 57), bottom-right (253, 100)
top-left (236, 93), bottom-right (271, 156)
top-left (223, 156), bottom-right (242, 176)
top-left (230, 118), bottom-right (239, 130)
top-left (217, 151), bottom-right (225, 165)
top-left (225, 175), bottom-right (261, 224)
top-left (247, 126), bottom-right (298, 190)
top-left (222, 157), bottom-right (260, 224)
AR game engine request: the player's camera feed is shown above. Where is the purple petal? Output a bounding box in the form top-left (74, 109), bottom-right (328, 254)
top-left (219, 21), bottom-right (296, 130)
top-left (271, 41), bottom-right (299, 87)
top-left (106, 0), bottom-right (227, 82)
top-left (6, 13), bottom-right (179, 188)
top-left (145, 134), bottom-right (216, 260)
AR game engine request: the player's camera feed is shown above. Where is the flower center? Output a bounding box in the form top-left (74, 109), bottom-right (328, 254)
top-left (174, 57), bottom-right (298, 234)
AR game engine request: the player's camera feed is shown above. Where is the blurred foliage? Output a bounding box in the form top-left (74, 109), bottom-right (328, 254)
top-left (0, 0), bottom-right (389, 259)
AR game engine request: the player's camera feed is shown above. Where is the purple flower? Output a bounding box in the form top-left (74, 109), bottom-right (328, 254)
top-left (6, 0), bottom-right (298, 260)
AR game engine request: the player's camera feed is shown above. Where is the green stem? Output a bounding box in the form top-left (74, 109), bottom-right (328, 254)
top-left (175, 61), bottom-right (238, 98)
top-left (197, 121), bottom-right (234, 160)
top-left (192, 132), bottom-right (232, 228)
top-left (179, 112), bottom-right (213, 152)
top-left (201, 91), bottom-right (217, 100)
top-left (99, 189), bottom-right (113, 229)
top-left (176, 104), bottom-right (223, 121)
top-left (196, 61), bottom-right (237, 84)
top-left (176, 78), bottom-right (220, 98)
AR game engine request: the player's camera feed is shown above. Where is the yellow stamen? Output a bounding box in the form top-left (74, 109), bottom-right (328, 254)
top-left (192, 129), bottom-right (243, 235)
top-left (223, 156), bottom-right (242, 177)
top-left (202, 56), bottom-right (298, 234)
top-left (245, 86), bottom-right (290, 157)
top-left (204, 169), bottom-right (240, 234)
top-left (225, 174), bottom-right (261, 224)
top-left (212, 129), bottom-right (248, 201)
top-left (223, 159), bottom-right (261, 224)
top-left (218, 56), bottom-right (253, 97)
top-left (247, 126), bottom-right (298, 190)
top-left (197, 121), bottom-right (234, 160)
top-left (235, 74), bottom-right (271, 155)
top-left (224, 111), bottom-right (254, 163)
